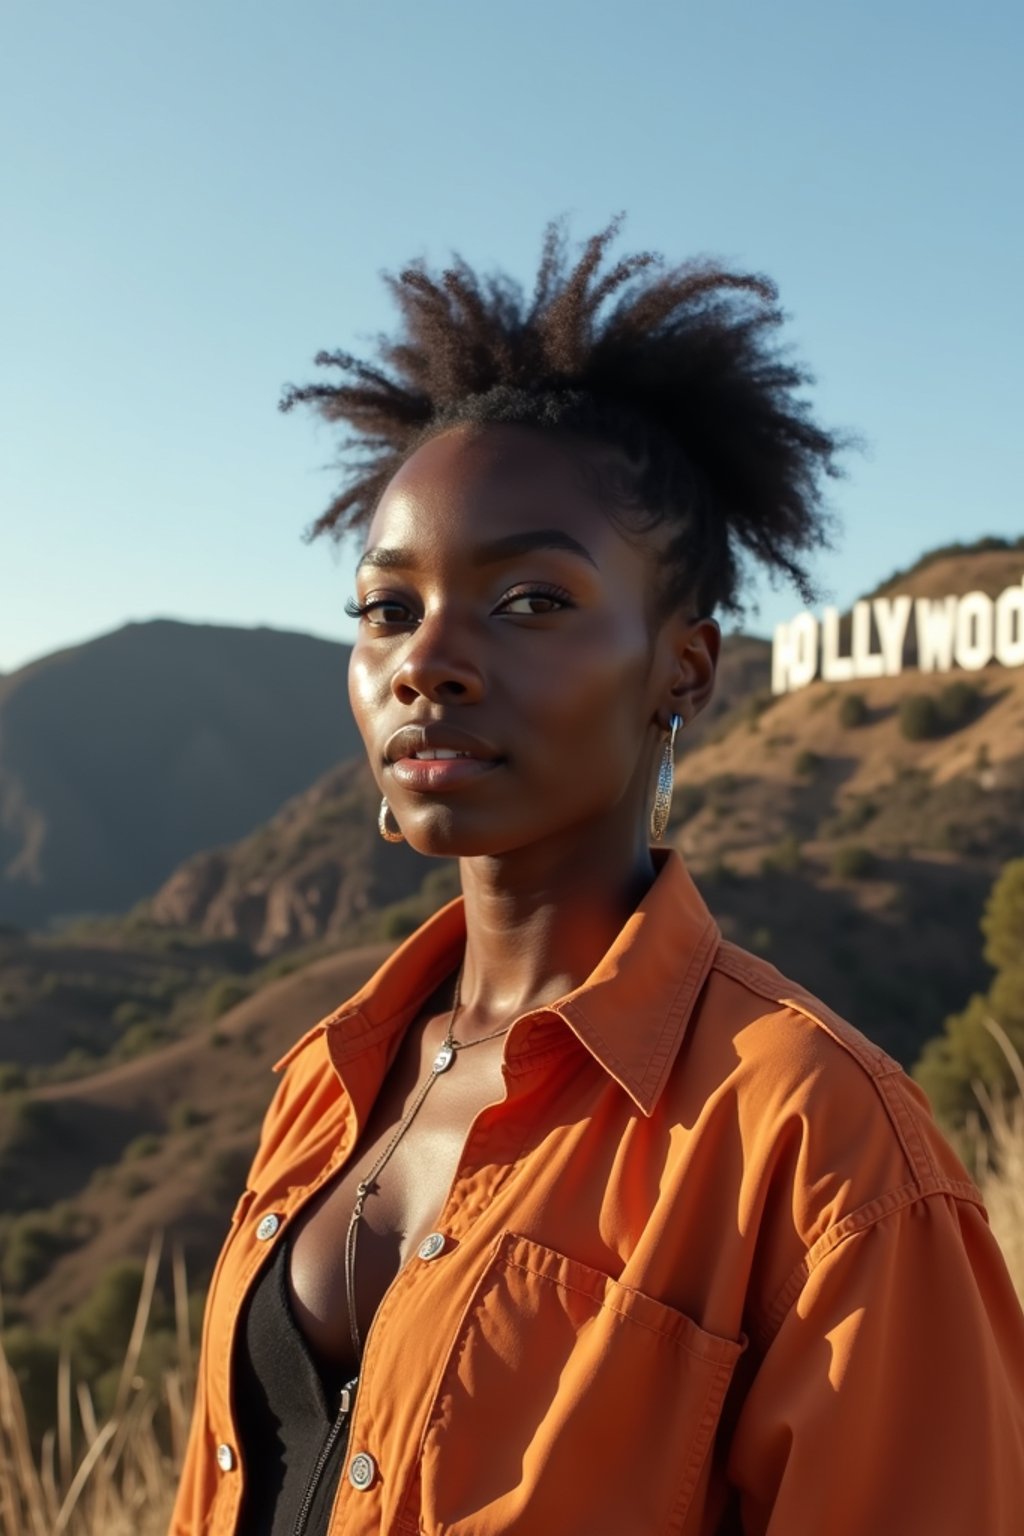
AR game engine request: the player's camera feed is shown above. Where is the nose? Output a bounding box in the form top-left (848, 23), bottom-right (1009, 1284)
top-left (389, 609), bottom-right (485, 706)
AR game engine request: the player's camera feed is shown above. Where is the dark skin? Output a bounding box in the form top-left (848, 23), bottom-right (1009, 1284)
top-left (287, 422), bottom-right (720, 1372)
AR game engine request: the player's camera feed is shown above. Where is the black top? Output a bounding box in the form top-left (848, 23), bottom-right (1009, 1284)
top-left (235, 1236), bottom-right (359, 1536)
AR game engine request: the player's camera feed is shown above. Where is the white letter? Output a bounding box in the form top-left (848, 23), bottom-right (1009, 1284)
top-left (873, 594), bottom-right (912, 676)
top-left (821, 606), bottom-right (854, 682)
top-left (851, 600), bottom-right (884, 678)
top-left (773, 614), bottom-right (820, 693)
top-left (994, 579), bottom-right (1024, 668)
top-left (915, 596), bottom-right (958, 672)
top-left (772, 621), bottom-right (791, 694)
top-left (955, 591), bottom-right (994, 671)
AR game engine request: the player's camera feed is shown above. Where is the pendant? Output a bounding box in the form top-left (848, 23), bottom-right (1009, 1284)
top-left (432, 1043), bottom-right (456, 1073)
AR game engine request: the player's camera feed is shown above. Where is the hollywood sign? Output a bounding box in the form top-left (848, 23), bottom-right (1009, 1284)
top-left (772, 576), bottom-right (1024, 695)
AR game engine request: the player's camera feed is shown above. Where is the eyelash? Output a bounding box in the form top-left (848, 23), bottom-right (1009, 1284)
top-left (343, 584), bottom-right (574, 624)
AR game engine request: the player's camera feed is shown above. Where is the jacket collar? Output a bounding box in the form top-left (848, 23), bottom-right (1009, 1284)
top-left (279, 847), bottom-right (720, 1118)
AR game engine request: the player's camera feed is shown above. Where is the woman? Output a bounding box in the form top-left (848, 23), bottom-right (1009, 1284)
top-left (170, 220), bottom-right (1024, 1536)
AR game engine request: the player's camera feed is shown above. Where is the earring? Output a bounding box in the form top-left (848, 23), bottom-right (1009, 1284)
top-left (378, 795), bottom-right (405, 843)
top-left (649, 713), bottom-right (684, 843)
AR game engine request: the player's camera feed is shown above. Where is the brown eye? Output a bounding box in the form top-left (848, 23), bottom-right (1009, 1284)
top-left (500, 586), bottom-right (573, 616)
top-left (344, 596), bottom-right (413, 624)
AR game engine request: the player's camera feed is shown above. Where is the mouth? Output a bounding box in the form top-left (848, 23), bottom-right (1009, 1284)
top-left (387, 755), bottom-right (505, 792)
top-left (382, 720), bottom-right (506, 787)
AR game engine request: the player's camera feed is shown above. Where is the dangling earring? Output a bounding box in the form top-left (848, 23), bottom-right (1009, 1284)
top-left (378, 795), bottom-right (405, 843)
top-left (649, 713), bottom-right (684, 843)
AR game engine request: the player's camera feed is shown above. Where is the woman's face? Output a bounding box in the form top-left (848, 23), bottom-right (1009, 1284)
top-left (348, 422), bottom-right (717, 859)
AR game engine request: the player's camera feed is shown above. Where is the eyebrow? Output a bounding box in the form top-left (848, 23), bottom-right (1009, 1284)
top-left (355, 528), bottom-right (599, 575)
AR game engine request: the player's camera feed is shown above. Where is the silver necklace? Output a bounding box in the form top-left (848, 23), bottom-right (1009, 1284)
top-left (343, 963), bottom-right (510, 1365)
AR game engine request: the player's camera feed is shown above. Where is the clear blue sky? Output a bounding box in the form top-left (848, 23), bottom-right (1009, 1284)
top-left (2, 0), bottom-right (1021, 675)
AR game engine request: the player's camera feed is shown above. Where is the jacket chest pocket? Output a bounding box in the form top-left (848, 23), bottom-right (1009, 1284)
top-left (410, 1232), bottom-right (745, 1536)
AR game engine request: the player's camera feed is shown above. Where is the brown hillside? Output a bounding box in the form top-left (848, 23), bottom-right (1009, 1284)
top-left (139, 757), bottom-right (438, 955)
top-left (661, 548), bottom-right (1024, 1073)
top-left (0, 620), bottom-right (360, 931)
top-left (11, 941), bottom-right (393, 1327)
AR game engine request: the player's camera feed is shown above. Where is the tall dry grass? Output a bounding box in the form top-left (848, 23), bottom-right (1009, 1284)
top-left (968, 1016), bottom-right (1024, 1300)
top-left (3, 1032), bottom-right (1024, 1535)
top-left (0, 1235), bottom-right (191, 1536)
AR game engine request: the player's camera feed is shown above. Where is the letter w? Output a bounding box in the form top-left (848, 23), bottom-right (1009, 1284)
top-left (915, 596), bottom-right (958, 672)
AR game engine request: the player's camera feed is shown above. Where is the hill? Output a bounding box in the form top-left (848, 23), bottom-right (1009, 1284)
top-left (0, 620), bottom-right (359, 931)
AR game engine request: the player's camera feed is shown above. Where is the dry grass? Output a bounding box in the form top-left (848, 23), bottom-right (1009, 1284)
top-left (969, 1017), bottom-right (1024, 1301)
top-left (3, 1037), bottom-right (1024, 1534)
top-left (0, 1235), bottom-right (191, 1536)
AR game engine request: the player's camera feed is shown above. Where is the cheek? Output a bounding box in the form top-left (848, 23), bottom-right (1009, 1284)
top-left (347, 647), bottom-right (382, 749)
top-left (521, 619), bottom-right (653, 766)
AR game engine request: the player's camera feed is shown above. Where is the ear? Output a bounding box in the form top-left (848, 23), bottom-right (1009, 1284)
top-left (660, 615), bottom-right (721, 729)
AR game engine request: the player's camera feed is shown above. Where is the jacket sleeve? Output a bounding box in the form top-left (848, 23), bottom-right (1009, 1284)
top-left (727, 1190), bottom-right (1024, 1534)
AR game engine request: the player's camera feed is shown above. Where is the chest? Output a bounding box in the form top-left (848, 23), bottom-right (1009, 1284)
top-left (286, 1007), bottom-right (509, 1375)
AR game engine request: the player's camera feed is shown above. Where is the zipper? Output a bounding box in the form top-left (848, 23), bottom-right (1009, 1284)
top-left (292, 1374), bottom-right (360, 1536)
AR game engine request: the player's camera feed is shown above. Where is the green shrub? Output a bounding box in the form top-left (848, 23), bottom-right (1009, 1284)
top-left (838, 692), bottom-right (869, 728)
top-left (419, 862), bottom-right (462, 907)
top-left (113, 999), bottom-right (149, 1030)
top-left (125, 1132), bottom-right (162, 1160)
top-left (115, 1020), bottom-right (169, 1059)
top-left (671, 784), bottom-right (705, 825)
top-left (744, 690), bottom-right (774, 729)
top-left (794, 749), bottom-right (823, 777)
top-left (0, 1062), bottom-right (27, 1092)
top-left (380, 906), bottom-right (423, 941)
top-left (900, 682), bottom-right (982, 742)
top-left (169, 1102), bottom-right (206, 1132)
top-left (760, 835), bottom-right (803, 875)
top-left (937, 679), bottom-right (981, 730)
top-left (899, 694), bottom-right (942, 741)
top-left (822, 796), bottom-right (878, 839)
top-left (0, 1325), bottom-right (60, 1436)
top-left (706, 773), bottom-right (739, 811)
top-left (208, 1145), bottom-right (253, 1204)
top-left (205, 977), bottom-right (250, 1020)
top-left (0, 1207), bottom-right (92, 1293)
top-left (120, 1169), bottom-right (151, 1197)
top-left (832, 845), bottom-right (876, 880)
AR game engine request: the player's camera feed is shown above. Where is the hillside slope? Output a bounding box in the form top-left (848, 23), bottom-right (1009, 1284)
top-left (668, 547), bottom-right (1024, 1064)
top-left (0, 620), bottom-right (359, 930)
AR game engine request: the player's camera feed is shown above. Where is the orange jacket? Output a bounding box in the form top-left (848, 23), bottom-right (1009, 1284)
top-left (170, 847), bottom-right (1024, 1535)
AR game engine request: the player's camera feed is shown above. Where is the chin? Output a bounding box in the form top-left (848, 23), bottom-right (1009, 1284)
top-left (394, 803), bottom-right (532, 859)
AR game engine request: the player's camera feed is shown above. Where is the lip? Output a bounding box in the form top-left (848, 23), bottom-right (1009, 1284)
top-left (388, 756), bottom-right (504, 791)
top-left (384, 722), bottom-right (502, 765)
top-left (383, 722), bottom-right (505, 795)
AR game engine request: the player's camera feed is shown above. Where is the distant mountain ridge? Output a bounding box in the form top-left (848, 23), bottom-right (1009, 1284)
top-left (0, 619), bottom-right (360, 930)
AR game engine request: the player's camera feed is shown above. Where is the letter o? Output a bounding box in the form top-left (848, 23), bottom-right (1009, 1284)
top-left (995, 584), bottom-right (1024, 668)
top-left (954, 591), bottom-right (994, 672)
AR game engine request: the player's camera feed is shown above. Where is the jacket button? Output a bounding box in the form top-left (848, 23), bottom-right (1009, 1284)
top-left (216, 1443), bottom-right (236, 1472)
top-left (417, 1232), bottom-right (446, 1261)
top-left (255, 1213), bottom-right (280, 1241)
top-left (348, 1451), bottom-right (377, 1489)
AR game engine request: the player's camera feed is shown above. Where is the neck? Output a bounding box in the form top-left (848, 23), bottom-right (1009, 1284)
top-left (452, 819), bottom-right (660, 1031)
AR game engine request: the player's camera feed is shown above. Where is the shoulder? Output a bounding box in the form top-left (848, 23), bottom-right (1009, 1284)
top-left (682, 936), bottom-right (983, 1225)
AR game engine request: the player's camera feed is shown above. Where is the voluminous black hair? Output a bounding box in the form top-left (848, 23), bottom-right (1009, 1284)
top-left (279, 216), bottom-right (848, 621)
